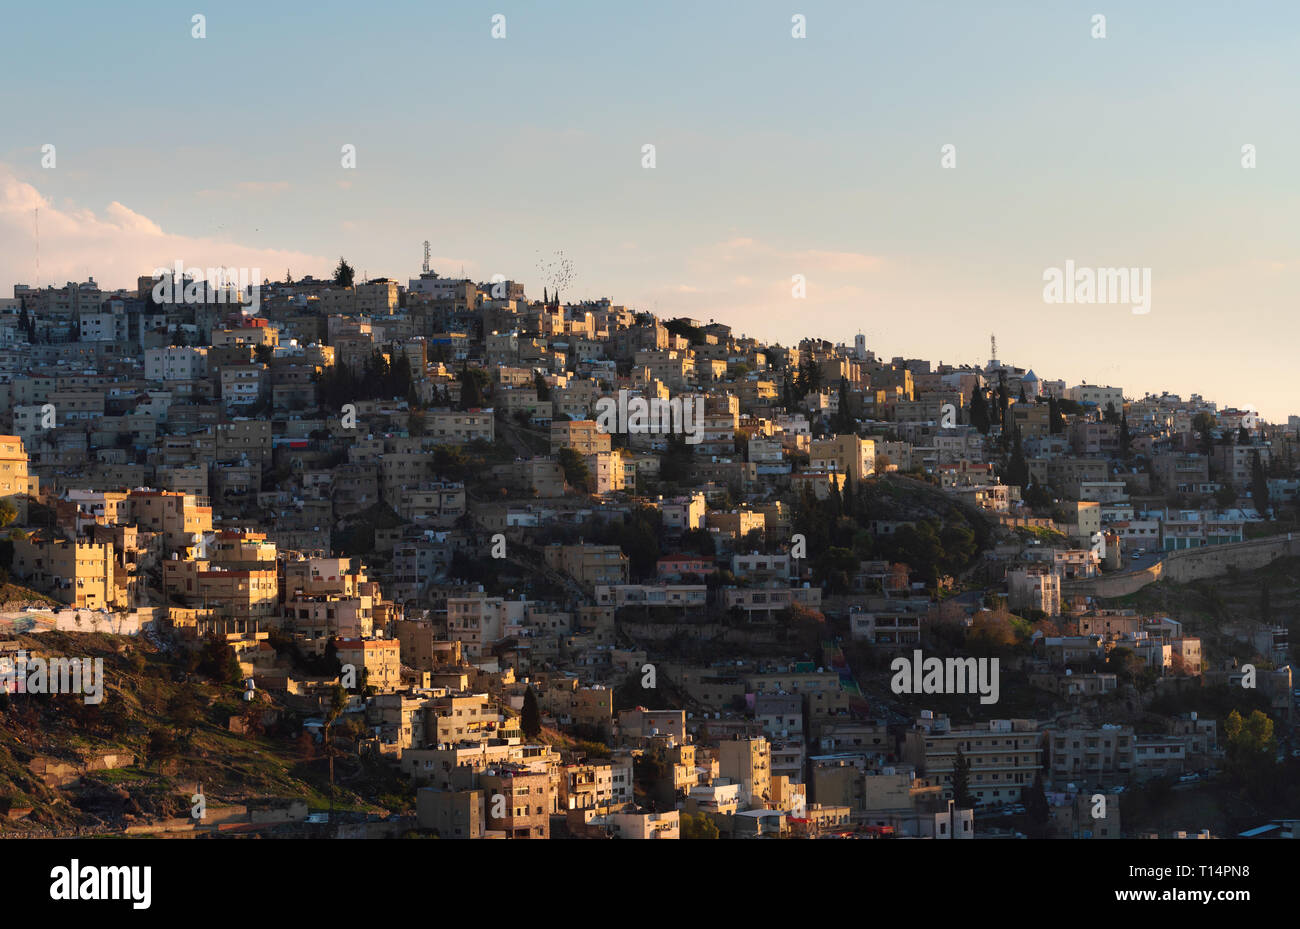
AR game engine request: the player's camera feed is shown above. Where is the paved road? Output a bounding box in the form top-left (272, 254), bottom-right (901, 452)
top-left (1122, 550), bottom-right (1163, 572)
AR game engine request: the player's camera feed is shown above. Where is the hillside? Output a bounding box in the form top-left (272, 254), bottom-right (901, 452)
top-left (1101, 555), bottom-right (1300, 666)
top-left (0, 631), bottom-right (408, 835)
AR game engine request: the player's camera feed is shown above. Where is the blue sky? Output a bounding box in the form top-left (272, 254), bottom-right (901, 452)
top-left (3, 1), bottom-right (1299, 418)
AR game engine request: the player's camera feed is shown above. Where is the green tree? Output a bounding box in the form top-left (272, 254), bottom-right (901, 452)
top-left (333, 257), bottom-right (355, 288)
top-left (557, 447), bottom-right (591, 492)
top-left (1250, 450), bottom-right (1270, 517)
top-left (969, 389), bottom-right (990, 435)
top-left (1048, 395), bottom-right (1066, 435)
top-left (198, 635), bottom-right (242, 685)
top-left (952, 748), bottom-right (973, 809)
top-left (167, 690), bottom-right (203, 735)
top-left (833, 376), bottom-right (854, 434)
top-left (146, 728), bottom-right (179, 771)
top-left (458, 364), bottom-right (487, 410)
top-left (1024, 773), bottom-right (1051, 838)
top-left (521, 686), bottom-right (542, 739)
top-left (325, 684), bottom-right (348, 732)
top-left (996, 372), bottom-right (1009, 434)
top-left (813, 546), bottom-right (858, 594)
top-left (1006, 426), bottom-right (1029, 488)
top-left (1105, 646), bottom-right (1145, 684)
top-left (680, 811), bottom-right (721, 839)
top-left (680, 527), bottom-right (716, 557)
top-left (0, 498), bottom-right (17, 528)
top-left (1192, 412), bottom-right (1217, 455)
top-left (658, 435), bottom-right (695, 485)
top-left (1224, 709), bottom-right (1275, 760)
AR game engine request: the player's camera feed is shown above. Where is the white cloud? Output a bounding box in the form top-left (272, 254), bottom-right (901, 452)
top-left (0, 164), bottom-right (327, 290)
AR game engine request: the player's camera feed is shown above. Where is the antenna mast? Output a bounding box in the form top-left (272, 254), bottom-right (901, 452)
top-left (422, 241), bottom-right (431, 274)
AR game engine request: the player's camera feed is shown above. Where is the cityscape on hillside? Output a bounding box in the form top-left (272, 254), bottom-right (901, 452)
top-left (0, 262), bottom-right (1296, 841)
top-left (2, 11), bottom-right (1298, 893)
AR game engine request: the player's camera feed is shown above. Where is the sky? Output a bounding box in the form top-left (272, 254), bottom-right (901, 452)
top-left (2, 0), bottom-right (1299, 419)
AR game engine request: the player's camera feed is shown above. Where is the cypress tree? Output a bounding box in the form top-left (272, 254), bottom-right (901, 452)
top-left (521, 686), bottom-right (542, 739)
top-left (1250, 450), bottom-right (1270, 517)
top-left (952, 748), bottom-right (972, 809)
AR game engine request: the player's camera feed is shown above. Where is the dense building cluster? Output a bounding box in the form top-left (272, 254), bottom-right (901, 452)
top-left (0, 264), bottom-right (1296, 839)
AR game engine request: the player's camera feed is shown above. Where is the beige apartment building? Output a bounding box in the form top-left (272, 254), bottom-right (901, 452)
top-left (790, 470), bottom-right (849, 501)
top-left (719, 736), bottom-right (771, 810)
top-left (1046, 725), bottom-right (1135, 783)
top-left (544, 544), bottom-right (630, 588)
top-left (618, 708), bottom-right (687, 742)
top-left (902, 713), bottom-right (1043, 808)
top-left (427, 409), bottom-right (495, 444)
top-left (391, 481), bottom-right (466, 526)
top-left (416, 788), bottom-right (484, 839)
top-left (12, 536), bottom-right (115, 610)
top-left (660, 492), bottom-right (706, 533)
top-left (1007, 567), bottom-right (1061, 616)
top-left (425, 693), bottom-right (505, 747)
top-left (480, 767), bottom-right (551, 839)
top-left (721, 584), bottom-right (824, 621)
top-left (335, 637), bottom-right (402, 693)
top-left (128, 489), bottom-right (213, 553)
top-left (559, 761), bottom-right (622, 813)
top-left (706, 509), bottom-right (766, 540)
top-left (285, 594), bottom-right (375, 648)
top-left (207, 530), bottom-right (277, 567)
top-left (809, 434), bottom-right (877, 482)
top-left (550, 419), bottom-right (611, 456)
top-left (163, 562), bottom-right (279, 625)
top-left (282, 556), bottom-right (365, 597)
top-left (0, 435), bottom-right (29, 521)
top-left (445, 595), bottom-right (527, 658)
top-left (1051, 790), bottom-right (1122, 839)
top-left (584, 450), bottom-right (626, 494)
